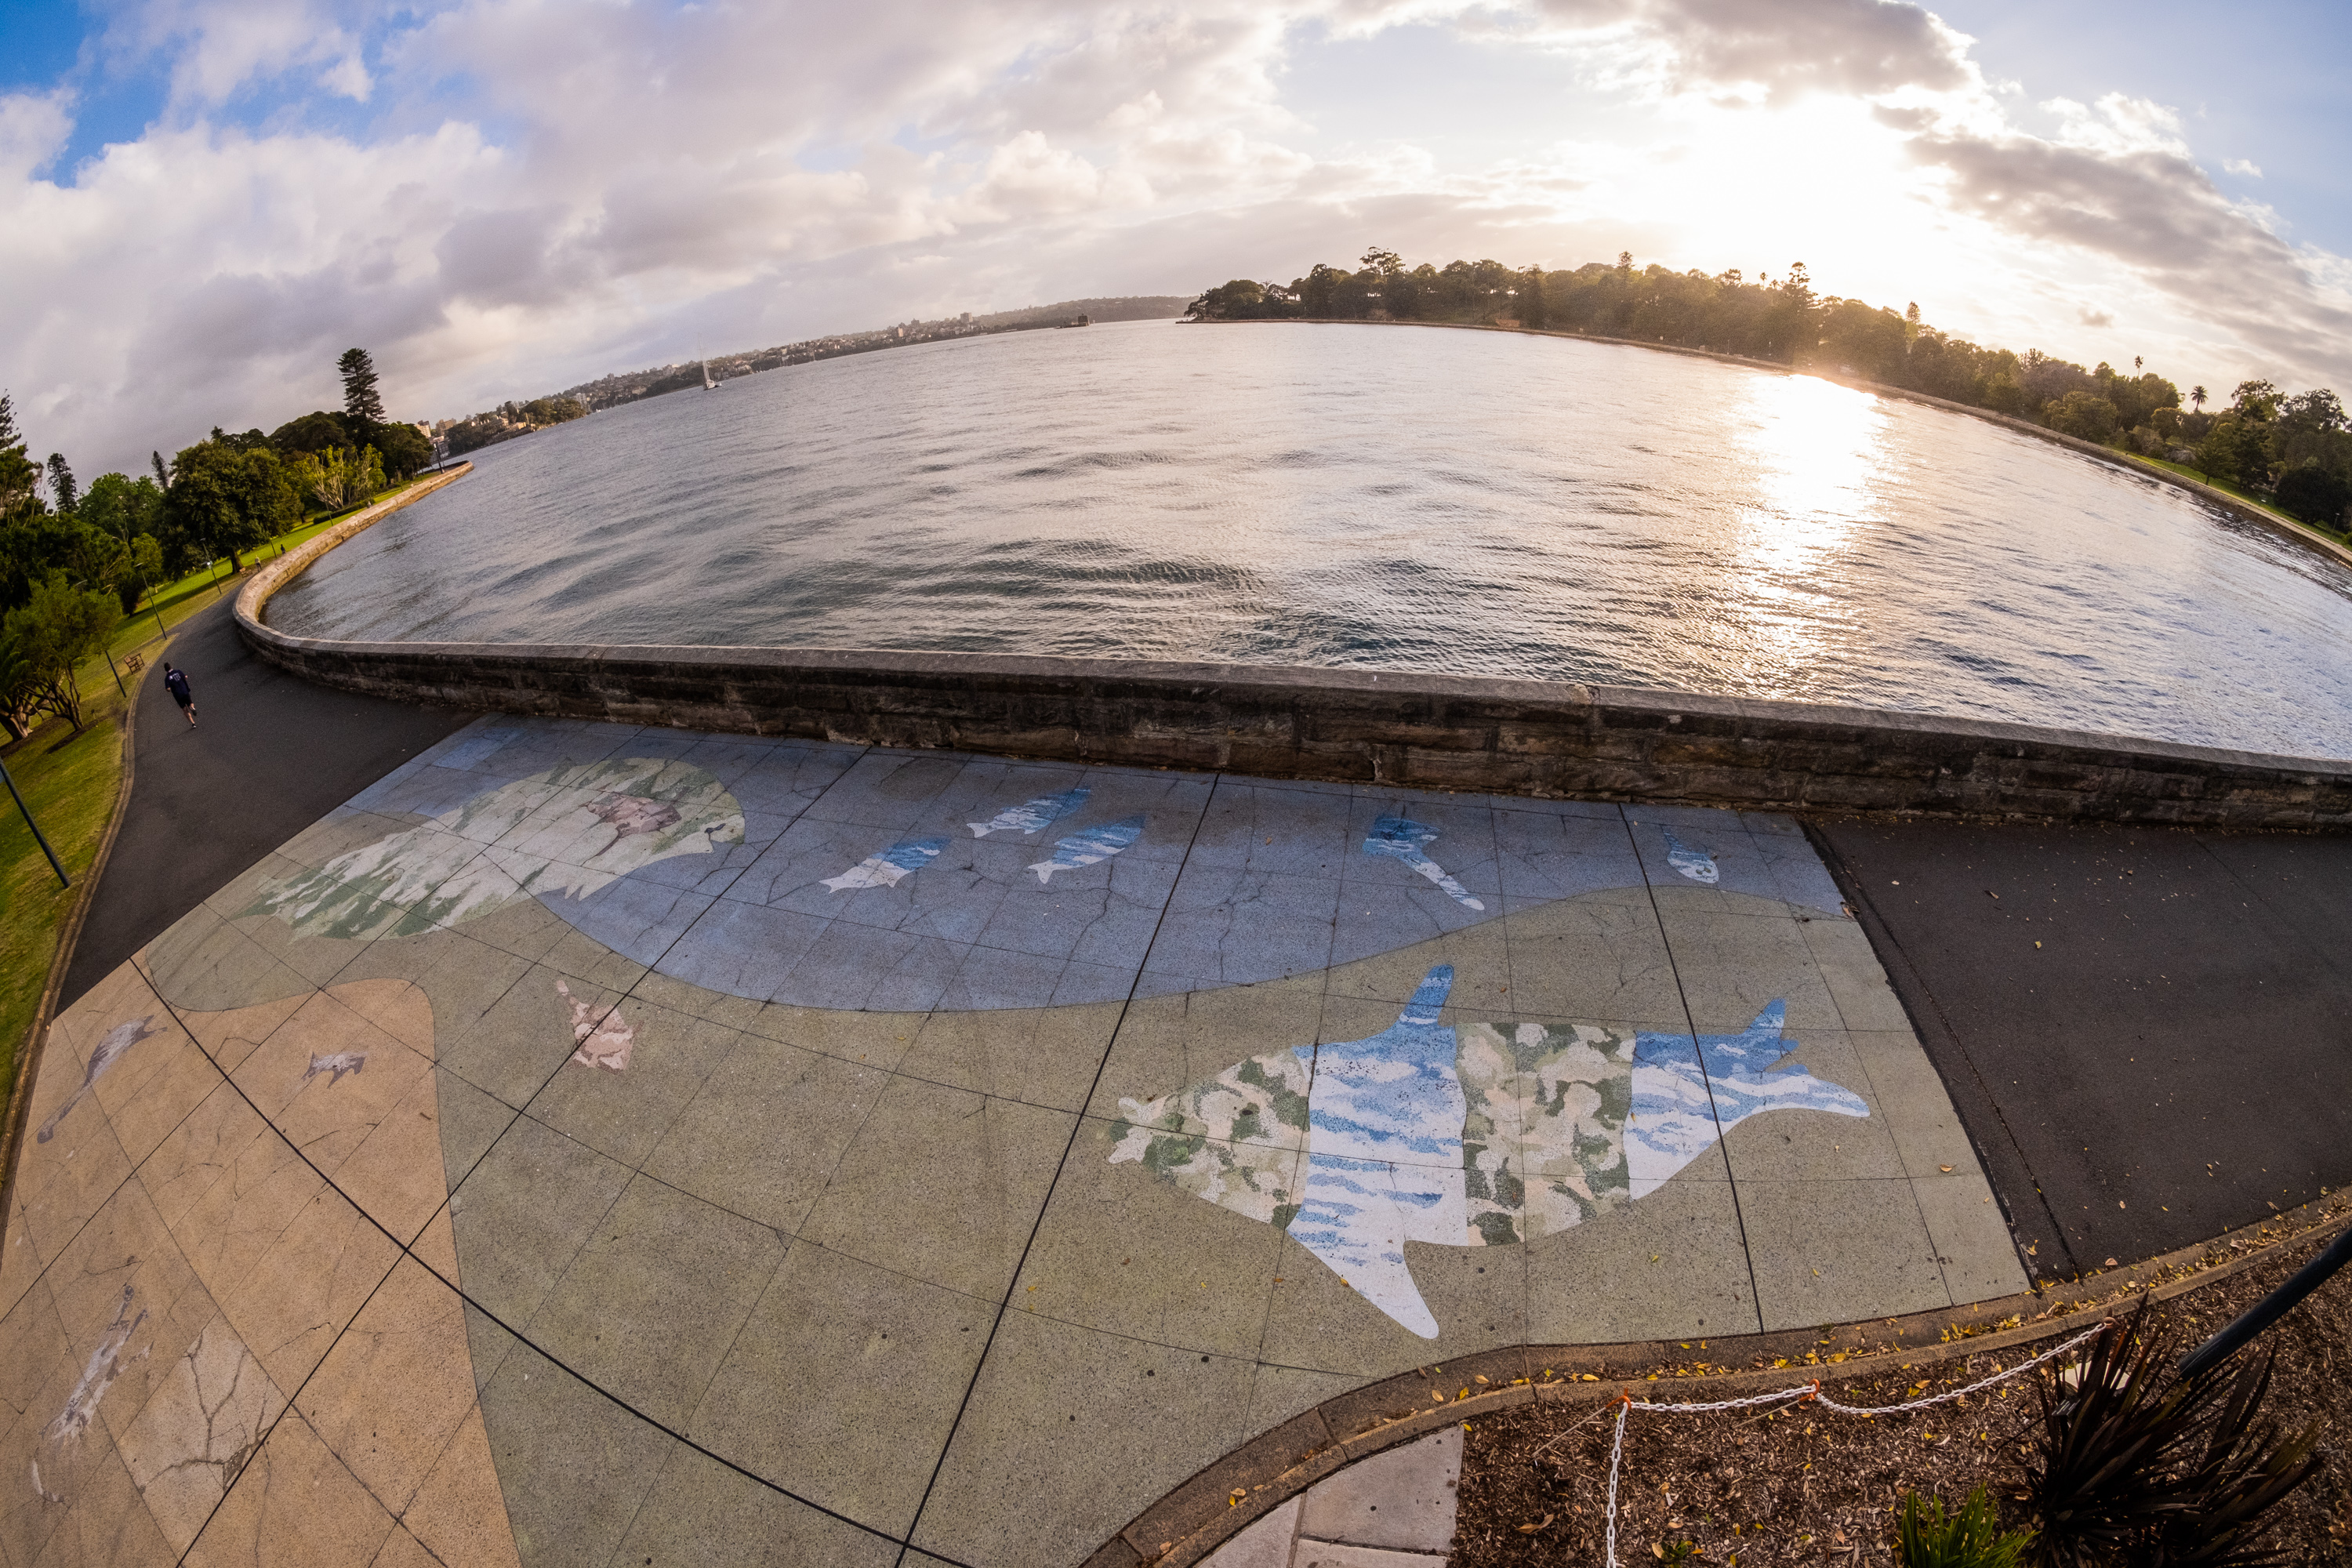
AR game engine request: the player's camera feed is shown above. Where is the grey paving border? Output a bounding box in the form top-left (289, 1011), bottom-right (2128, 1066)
top-left (230, 480), bottom-right (2350, 830)
top-left (1102, 1192), bottom-right (2352, 1568)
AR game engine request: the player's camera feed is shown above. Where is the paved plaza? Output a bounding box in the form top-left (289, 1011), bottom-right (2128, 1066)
top-left (5, 715), bottom-right (2024, 1566)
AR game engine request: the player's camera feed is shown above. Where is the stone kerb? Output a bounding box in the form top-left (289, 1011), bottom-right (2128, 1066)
top-left (234, 470), bottom-right (2352, 830)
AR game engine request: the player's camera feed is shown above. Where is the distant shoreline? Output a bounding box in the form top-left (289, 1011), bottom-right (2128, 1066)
top-left (1187, 315), bottom-right (2352, 574)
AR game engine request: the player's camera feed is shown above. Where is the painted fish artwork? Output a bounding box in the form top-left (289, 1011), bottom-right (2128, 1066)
top-left (969, 787), bottom-right (1090, 838)
top-left (557, 979), bottom-right (636, 1071)
top-left (44, 1285), bottom-right (146, 1446)
top-left (244, 759), bottom-right (746, 941)
top-left (1663, 828), bottom-right (1719, 885)
top-left (1363, 816), bottom-right (1485, 910)
top-left (1109, 964), bottom-right (1868, 1337)
top-left (822, 837), bottom-right (948, 891)
top-left (303, 1051), bottom-right (368, 1085)
top-left (37, 1017), bottom-right (163, 1143)
top-left (1030, 815), bottom-right (1145, 884)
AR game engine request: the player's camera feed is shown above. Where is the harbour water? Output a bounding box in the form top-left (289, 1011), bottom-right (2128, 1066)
top-left (269, 320), bottom-right (2352, 757)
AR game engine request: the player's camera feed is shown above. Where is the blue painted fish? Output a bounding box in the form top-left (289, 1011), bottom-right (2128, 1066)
top-left (1029, 816), bottom-right (1145, 884)
top-left (969, 787), bottom-right (1091, 838)
top-left (1363, 816), bottom-right (1484, 910)
top-left (822, 837), bottom-right (948, 891)
top-left (1110, 964), bottom-right (1867, 1337)
top-left (1663, 828), bottom-right (1719, 885)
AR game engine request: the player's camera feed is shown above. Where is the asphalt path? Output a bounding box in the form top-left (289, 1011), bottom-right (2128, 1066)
top-left (1812, 815), bottom-right (2352, 1283)
top-left (59, 595), bottom-right (471, 1008)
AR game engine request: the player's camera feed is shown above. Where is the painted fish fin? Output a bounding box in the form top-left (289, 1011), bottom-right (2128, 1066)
top-left (1289, 1213), bottom-right (1440, 1339)
top-left (1395, 964), bottom-right (1454, 1028)
top-left (1744, 1000), bottom-right (1786, 1036)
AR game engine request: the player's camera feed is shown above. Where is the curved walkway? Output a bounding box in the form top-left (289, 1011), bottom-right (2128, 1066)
top-left (6, 654), bottom-right (2350, 1565)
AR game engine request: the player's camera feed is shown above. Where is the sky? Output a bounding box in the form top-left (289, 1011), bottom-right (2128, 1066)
top-left (3, 0), bottom-right (2349, 477)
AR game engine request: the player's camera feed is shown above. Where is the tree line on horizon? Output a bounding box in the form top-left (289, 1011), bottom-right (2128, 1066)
top-left (1188, 251), bottom-right (2352, 533)
top-left (0, 349), bottom-right (434, 739)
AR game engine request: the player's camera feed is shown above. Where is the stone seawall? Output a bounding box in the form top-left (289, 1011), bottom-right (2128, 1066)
top-left (236, 583), bottom-right (2351, 827)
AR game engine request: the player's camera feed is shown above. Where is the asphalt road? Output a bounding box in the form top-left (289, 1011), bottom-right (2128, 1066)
top-left (1812, 815), bottom-right (2352, 1283)
top-left (60, 596), bottom-right (472, 1008)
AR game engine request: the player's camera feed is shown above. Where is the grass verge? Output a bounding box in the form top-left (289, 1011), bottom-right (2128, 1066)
top-left (0, 681), bottom-right (130, 1106)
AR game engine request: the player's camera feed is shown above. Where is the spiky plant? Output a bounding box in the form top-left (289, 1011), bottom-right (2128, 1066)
top-left (2022, 1303), bottom-right (2320, 1567)
top-left (1899, 1488), bottom-right (2034, 1568)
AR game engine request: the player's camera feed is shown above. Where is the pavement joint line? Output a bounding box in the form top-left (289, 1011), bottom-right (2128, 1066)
top-left (120, 953), bottom-right (980, 1568)
top-left (1622, 810), bottom-right (1766, 1335)
top-left (1800, 817), bottom-right (2068, 1281)
top-left (891, 763), bottom-right (1221, 1568)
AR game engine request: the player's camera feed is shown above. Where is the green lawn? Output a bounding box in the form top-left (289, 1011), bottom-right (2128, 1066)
top-left (2122, 454), bottom-right (2350, 546)
top-left (0, 680), bottom-right (128, 1108)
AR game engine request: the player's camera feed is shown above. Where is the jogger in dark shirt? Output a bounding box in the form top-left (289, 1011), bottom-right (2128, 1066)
top-left (162, 662), bottom-right (196, 727)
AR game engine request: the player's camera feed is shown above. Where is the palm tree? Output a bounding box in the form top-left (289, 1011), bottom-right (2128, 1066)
top-left (2190, 385), bottom-right (2208, 414)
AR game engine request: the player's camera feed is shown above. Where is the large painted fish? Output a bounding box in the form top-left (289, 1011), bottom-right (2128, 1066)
top-left (244, 759), bottom-right (746, 941)
top-left (1109, 964), bottom-right (1867, 1337)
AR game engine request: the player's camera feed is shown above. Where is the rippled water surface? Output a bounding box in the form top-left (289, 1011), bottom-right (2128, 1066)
top-left (272, 321), bottom-right (2352, 756)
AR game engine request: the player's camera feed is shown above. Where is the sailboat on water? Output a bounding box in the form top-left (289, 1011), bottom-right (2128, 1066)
top-left (697, 337), bottom-right (722, 390)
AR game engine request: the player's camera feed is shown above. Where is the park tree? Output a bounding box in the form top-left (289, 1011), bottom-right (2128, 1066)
top-left (0, 571), bottom-right (118, 735)
top-left (45, 454), bottom-right (77, 516)
top-left (0, 394), bottom-right (37, 517)
top-left (339, 348), bottom-right (387, 424)
top-left (163, 440), bottom-right (292, 571)
top-left (2274, 464), bottom-right (2352, 532)
top-left (1520, 266), bottom-right (1549, 330)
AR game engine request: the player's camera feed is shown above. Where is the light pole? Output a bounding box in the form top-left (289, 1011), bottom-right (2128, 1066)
top-left (1, 753), bottom-right (69, 888)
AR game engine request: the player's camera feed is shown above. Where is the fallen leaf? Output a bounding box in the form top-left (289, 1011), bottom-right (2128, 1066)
top-left (1939, 1164), bottom-right (1954, 1172)
top-left (1516, 1514), bottom-right (1555, 1534)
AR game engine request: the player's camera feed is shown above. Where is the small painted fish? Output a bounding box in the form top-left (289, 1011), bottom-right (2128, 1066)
top-left (44, 1285), bottom-right (146, 1445)
top-left (1029, 816), bottom-right (1145, 884)
top-left (822, 837), bottom-right (947, 891)
top-left (969, 786), bottom-right (1090, 838)
top-left (37, 1017), bottom-right (163, 1144)
top-left (557, 980), bottom-right (635, 1071)
top-left (1663, 828), bottom-right (1719, 884)
top-left (1363, 815), bottom-right (1485, 910)
top-left (303, 1051), bottom-right (368, 1085)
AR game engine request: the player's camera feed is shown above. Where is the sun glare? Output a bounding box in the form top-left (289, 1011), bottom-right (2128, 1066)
top-left (1721, 373), bottom-right (1893, 692)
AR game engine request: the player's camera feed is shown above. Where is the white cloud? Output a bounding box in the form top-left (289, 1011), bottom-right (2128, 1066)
top-left (2224, 158), bottom-right (2261, 179)
top-left (4, 0), bottom-right (2347, 477)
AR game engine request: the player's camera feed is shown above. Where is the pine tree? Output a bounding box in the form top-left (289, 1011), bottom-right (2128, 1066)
top-left (338, 347), bottom-right (387, 424)
top-left (45, 453), bottom-right (78, 515)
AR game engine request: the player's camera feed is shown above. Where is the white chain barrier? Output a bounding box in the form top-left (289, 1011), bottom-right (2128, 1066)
top-left (1596, 1323), bottom-right (2107, 1566)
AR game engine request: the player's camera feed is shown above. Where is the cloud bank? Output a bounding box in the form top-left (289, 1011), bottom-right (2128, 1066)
top-left (5, 0), bottom-right (2347, 473)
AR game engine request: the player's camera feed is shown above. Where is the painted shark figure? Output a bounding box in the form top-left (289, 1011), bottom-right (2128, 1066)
top-left (38, 1018), bottom-right (163, 1143)
top-left (1110, 964), bottom-right (1867, 1337)
top-left (244, 759), bottom-right (746, 941)
top-left (969, 787), bottom-right (1090, 838)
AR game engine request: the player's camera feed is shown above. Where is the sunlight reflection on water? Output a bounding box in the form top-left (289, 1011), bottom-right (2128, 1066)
top-left (270, 321), bottom-right (2352, 757)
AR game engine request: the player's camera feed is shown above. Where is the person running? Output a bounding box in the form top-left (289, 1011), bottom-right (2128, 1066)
top-left (162, 662), bottom-right (197, 727)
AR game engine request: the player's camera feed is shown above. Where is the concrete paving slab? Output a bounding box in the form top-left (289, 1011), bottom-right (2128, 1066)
top-left (684, 1240), bottom-right (992, 1534)
top-left (16, 711), bottom-right (2040, 1566)
top-left (1296, 1424), bottom-right (1461, 1551)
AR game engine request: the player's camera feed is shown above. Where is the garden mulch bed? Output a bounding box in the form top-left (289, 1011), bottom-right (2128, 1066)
top-left (1450, 1218), bottom-right (2352, 1565)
